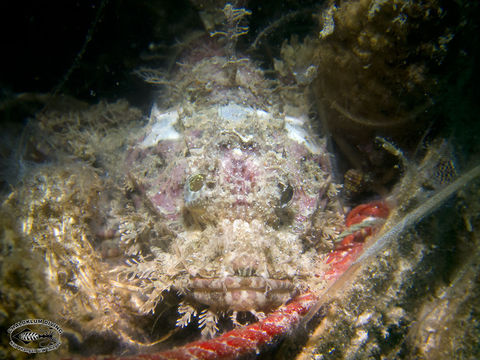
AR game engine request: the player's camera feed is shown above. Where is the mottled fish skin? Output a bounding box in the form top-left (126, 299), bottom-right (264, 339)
top-left (123, 57), bottom-right (344, 334)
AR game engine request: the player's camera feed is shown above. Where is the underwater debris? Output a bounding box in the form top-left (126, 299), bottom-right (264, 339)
top-left (296, 143), bottom-right (480, 359)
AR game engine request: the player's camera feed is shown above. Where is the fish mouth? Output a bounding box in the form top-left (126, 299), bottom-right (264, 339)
top-left (188, 276), bottom-right (298, 312)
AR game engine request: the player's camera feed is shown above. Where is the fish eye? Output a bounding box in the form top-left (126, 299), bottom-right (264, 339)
top-left (188, 174), bottom-right (205, 192)
top-left (278, 183), bottom-right (294, 207)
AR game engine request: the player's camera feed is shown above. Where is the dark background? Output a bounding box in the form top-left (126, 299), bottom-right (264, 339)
top-left (0, 0), bottom-right (322, 106)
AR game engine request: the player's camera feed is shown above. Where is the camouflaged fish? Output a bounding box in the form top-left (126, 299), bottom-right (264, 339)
top-left (121, 55), bottom-right (344, 337)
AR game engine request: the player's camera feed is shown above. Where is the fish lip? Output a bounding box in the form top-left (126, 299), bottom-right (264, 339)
top-left (187, 276), bottom-right (300, 312)
top-left (190, 276), bottom-right (296, 292)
